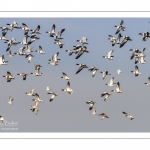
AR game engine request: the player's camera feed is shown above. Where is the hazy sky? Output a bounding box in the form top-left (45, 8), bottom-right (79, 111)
top-left (1, 18), bottom-right (150, 132)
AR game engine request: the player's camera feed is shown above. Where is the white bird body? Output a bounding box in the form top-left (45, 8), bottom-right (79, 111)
top-left (7, 96), bottom-right (14, 105)
top-left (106, 77), bottom-right (116, 86)
top-left (103, 50), bottom-right (114, 60)
top-left (62, 81), bottom-right (73, 94)
top-left (0, 55), bottom-right (8, 65)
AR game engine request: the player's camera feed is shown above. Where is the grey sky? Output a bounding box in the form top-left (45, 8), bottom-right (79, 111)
top-left (0, 18), bottom-right (150, 132)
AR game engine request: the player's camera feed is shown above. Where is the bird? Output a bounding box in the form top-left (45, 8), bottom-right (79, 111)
top-left (111, 82), bottom-right (122, 93)
top-left (54, 40), bottom-right (65, 48)
top-left (17, 73), bottom-right (28, 80)
top-left (0, 116), bottom-right (5, 123)
top-left (108, 33), bottom-right (122, 46)
top-left (47, 92), bottom-right (58, 102)
top-left (75, 64), bottom-right (88, 74)
top-left (103, 50), bottom-right (114, 60)
top-left (25, 89), bottom-right (35, 96)
top-left (30, 101), bottom-right (39, 115)
top-left (5, 38), bottom-right (20, 51)
top-left (0, 55), bottom-right (8, 65)
top-left (33, 93), bottom-right (43, 103)
top-left (30, 34), bottom-right (40, 40)
top-left (31, 25), bottom-right (41, 34)
top-left (22, 23), bottom-right (32, 35)
top-left (77, 37), bottom-right (88, 46)
top-left (26, 45), bottom-right (34, 53)
top-left (62, 81), bottom-right (73, 94)
top-left (0, 28), bottom-right (8, 40)
top-left (66, 50), bottom-right (75, 56)
top-left (122, 112), bottom-right (134, 120)
top-left (131, 66), bottom-right (141, 77)
top-left (144, 77), bottom-right (150, 86)
top-left (91, 108), bottom-right (97, 115)
top-left (105, 77), bottom-right (116, 86)
top-left (46, 86), bottom-right (50, 91)
top-left (61, 72), bottom-right (70, 80)
top-left (6, 50), bottom-right (15, 58)
top-left (116, 69), bottom-right (122, 74)
top-left (100, 71), bottom-right (111, 80)
top-left (75, 46), bottom-right (89, 59)
top-left (114, 20), bottom-right (125, 34)
top-left (48, 52), bottom-right (60, 66)
top-left (97, 113), bottom-right (109, 120)
top-left (101, 92), bottom-right (111, 101)
top-left (88, 67), bottom-right (99, 77)
top-left (14, 46), bottom-right (26, 56)
top-left (35, 45), bottom-right (45, 54)
top-left (46, 24), bottom-right (56, 37)
top-left (7, 96), bottom-right (14, 105)
top-left (21, 35), bottom-right (29, 45)
top-left (6, 21), bottom-right (21, 31)
top-left (25, 53), bottom-right (34, 63)
top-left (86, 101), bottom-right (96, 110)
top-left (34, 64), bottom-right (42, 73)
top-left (2, 71), bottom-right (15, 82)
top-left (30, 71), bottom-right (42, 76)
top-left (120, 36), bottom-right (132, 48)
top-left (54, 28), bottom-right (65, 41)
top-left (139, 56), bottom-right (146, 64)
top-left (138, 32), bottom-right (150, 41)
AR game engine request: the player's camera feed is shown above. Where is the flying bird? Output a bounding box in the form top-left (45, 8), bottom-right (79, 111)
top-left (97, 113), bottom-right (109, 120)
top-left (86, 101), bottom-right (96, 110)
top-left (7, 96), bottom-right (14, 105)
top-left (103, 50), bottom-right (114, 60)
top-left (62, 81), bottom-right (73, 94)
top-left (61, 72), bottom-right (70, 80)
top-left (111, 82), bottom-right (122, 93)
top-left (75, 64), bottom-right (88, 74)
top-left (114, 20), bottom-right (125, 34)
top-left (100, 71), bottom-right (111, 80)
top-left (47, 92), bottom-right (58, 102)
top-left (131, 66), bottom-right (141, 76)
top-left (2, 71), bottom-right (15, 82)
top-left (101, 92), bottom-right (111, 101)
top-left (122, 112), bottom-right (134, 120)
top-left (88, 67), bottom-right (99, 77)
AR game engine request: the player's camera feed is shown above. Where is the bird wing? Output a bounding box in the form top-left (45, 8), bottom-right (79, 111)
top-left (120, 39), bottom-right (127, 48)
top-left (75, 51), bottom-right (84, 59)
top-left (110, 77), bottom-right (114, 85)
top-left (116, 82), bottom-right (120, 91)
top-left (51, 24), bottom-right (55, 33)
top-left (23, 74), bottom-right (26, 80)
top-left (120, 20), bottom-right (124, 25)
top-left (39, 45), bottom-right (42, 51)
top-left (92, 70), bottom-right (97, 77)
top-left (66, 81), bottom-right (70, 88)
top-left (76, 66), bottom-right (84, 74)
top-left (22, 23), bottom-right (28, 28)
top-left (57, 28), bottom-right (65, 38)
top-left (108, 50), bottom-right (114, 57)
top-left (36, 25), bottom-right (40, 31)
top-left (148, 77), bottom-right (150, 84)
top-left (30, 89), bottom-right (34, 94)
top-left (7, 71), bottom-right (12, 76)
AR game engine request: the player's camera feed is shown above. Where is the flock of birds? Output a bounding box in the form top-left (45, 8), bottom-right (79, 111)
top-left (0, 19), bottom-right (149, 124)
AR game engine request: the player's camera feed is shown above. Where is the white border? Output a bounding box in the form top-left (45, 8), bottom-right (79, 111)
top-left (0, 12), bottom-right (150, 18)
top-left (0, 133), bottom-right (150, 138)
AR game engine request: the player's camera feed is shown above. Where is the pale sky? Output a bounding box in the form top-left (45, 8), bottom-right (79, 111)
top-left (0, 18), bottom-right (150, 132)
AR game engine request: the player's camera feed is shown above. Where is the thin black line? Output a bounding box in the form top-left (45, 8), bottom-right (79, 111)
top-left (0, 11), bottom-right (150, 12)
top-left (0, 138), bottom-right (149, 139)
